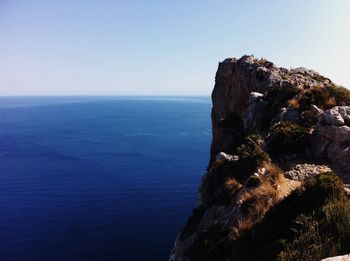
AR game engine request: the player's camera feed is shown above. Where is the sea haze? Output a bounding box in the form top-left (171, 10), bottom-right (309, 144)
top-left (0, 96), bottom-right (211, 261)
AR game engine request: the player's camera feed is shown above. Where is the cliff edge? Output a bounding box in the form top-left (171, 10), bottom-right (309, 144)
top-left (170, 55), bottom-right (350, 261)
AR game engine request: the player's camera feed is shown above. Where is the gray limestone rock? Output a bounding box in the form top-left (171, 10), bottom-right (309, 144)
top-left (314, 106), bottom-right (350, 166)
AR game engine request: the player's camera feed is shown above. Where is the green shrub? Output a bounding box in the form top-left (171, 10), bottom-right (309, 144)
top-left (322, 195), bottom-right (350, 247)
top-left (301, 109), bottom-right (319, 128)
top-left (237, 134), bottom-right (269, 169)
top-left (277, 192), bottom-right (350, 260)
top-left (311, 73), bottom-right (329, 83)
top-left (201, 135), bottom-right (269, 206)
top-left (232, 171), bottom-right (348, 261)
top-left (265, 82), bottom-right (301, 110)
top-left (266, 121), bottom-right (309, 155)
top-left (189, 171), bottom-right (350, 261)
top-left (304, 171), bottom-right (345, 204)
top-left (329, 85), bottom-right (350, 106)
top-left (299, 85), bottom-right (350, 111)
top-left (277, 215), bottom-right (336, 261)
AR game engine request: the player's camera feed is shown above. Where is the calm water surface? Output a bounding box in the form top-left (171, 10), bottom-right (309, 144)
top-left (0, 97), bottom-right (211, 261)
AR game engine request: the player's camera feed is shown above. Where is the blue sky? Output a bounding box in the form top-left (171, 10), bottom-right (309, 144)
top-left (0, 0), bottom-right (349, 95)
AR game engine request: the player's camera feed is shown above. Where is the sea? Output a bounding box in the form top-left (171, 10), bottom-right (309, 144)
top-left (0, 96), bottom-right (212, 261)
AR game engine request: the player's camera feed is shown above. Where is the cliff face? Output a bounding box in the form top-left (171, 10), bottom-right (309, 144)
top-left (170, 55), bottom-right (350, 261)
top-left (210, 55), bottom-right (332, 163)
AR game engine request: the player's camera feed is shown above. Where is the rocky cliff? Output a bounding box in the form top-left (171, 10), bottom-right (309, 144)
top-left (170, 55), bottom-right (350, 261)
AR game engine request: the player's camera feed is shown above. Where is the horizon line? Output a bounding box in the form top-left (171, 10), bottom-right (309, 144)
top-left (0, 94), bottom-right (211, 97)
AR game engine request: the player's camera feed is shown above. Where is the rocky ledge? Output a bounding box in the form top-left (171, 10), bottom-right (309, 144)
top-left (170, 55), bottom-right (350, 261)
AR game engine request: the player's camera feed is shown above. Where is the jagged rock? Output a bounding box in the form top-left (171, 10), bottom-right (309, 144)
top-left (315, 106), bottom-right (350, 165)
top-left (318, 125), bottom-right (350, 143)
top-left (215, 152), bottom-right (239, 162)
top-left (284, 164), bottom-right (332, 181)
top-left (327, 142), bottom-right (350, 165)
top-left (321, 106), bottom-right (348, 126)
top-left (210, 55), bottom-right (331, 163)
top-left (310, 104), bottom-right (324, 117)
top-left (272, 106), bottom-right (300, 124)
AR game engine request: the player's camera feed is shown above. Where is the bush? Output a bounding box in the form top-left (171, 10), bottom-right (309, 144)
top-left (201, 135), bottom-right (269, 206)
top-left (277, 215), bottom-right (335, 261)
top-left (267, 121), bottom-right (309, 155)
top-left (301, 109), bottom-right (319, 127)
top-left (264, 162), bottom-right (283, 185)
top-left (237, 134), bottom-right (269, 169)
top-left (277, 192), bottom-right (350, 260)
top-left (232, 171), bottom-right (349, 261)
top-left (299, 85), bottom-right (350, 111)
top-left (265, 82), bottom-right (301, 110)
top-left (303, 171), bottom-right (346, 206)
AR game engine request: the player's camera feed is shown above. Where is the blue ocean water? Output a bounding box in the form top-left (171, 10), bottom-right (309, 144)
top-left (0, 97), bottom-right (211, 261)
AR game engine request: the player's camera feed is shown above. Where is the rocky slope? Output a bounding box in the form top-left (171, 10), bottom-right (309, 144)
top-left (170, 55), bottom-right (350, 261)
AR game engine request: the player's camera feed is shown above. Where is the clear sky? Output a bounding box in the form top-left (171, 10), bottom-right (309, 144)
top-left (0, 0), bottom-right (349, 96)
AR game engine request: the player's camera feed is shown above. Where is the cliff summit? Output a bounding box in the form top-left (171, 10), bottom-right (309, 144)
top-left (170, 55), bottom-right (350, 261)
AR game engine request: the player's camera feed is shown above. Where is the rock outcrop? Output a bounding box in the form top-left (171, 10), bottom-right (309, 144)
top-left (322, 254), bottom-right (350, 261)
top-left (314, 106), bottom-right (350, 165)
top-left (170, 55), bottom-right (350, 261)
top-left (210, 55), bottom-right (332, 163)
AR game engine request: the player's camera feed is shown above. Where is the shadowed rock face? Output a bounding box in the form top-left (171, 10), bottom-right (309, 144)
top-left (170, 55), bottom-right (349, 261)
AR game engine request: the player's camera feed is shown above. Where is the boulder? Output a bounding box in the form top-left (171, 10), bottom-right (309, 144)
top-left (322, 254), bottom-right (350, 261)
top-left (215, 152), bottom-right (239, 162)
top-left (272, 106), bottom-right (300, 124)
top-left (314, 106), bottom-right (350, 165)
top-left (310, 104), bottom-right (323, 117)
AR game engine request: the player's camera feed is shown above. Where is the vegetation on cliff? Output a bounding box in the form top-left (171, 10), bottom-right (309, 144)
top-left (234, 172), bottom-right (350, 261)
top-left (266, 121), bottom-right (309, 155)
top-left (170, 56), bottom-right (350, 261)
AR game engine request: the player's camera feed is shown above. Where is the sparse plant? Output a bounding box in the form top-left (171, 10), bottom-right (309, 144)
top-left (224, 178), bottom-right (242, 196)
top-left (287, 98), bottom-right (300, 109)
top-left (267, 121), bottom-right (309, 155)
top-left (237, 134), bottom-right (269, 169)
top-left (265, 82), bottom-right (301, 110)
top-left (264, 162), bottom-right (283, 185)
top-left (301, 109), bottom-right (319, 127)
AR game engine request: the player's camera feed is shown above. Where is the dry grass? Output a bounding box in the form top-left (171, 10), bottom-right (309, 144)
top-left (235, 193), bottom-right (275, 237)
top-left (287, 98), bottom-right (300, 108)
top-left (256, 181), bottom-right (279, 201)
top-left (325, 96), bottom-right (337, 107)
top-left (236, 216), bottom-right (255, 235)
top-left (224, 178), bottom-right (242, 196)
top-left (232, 162), bottom-right (288, 238)
top-left (264, 162), bottom-right (284, 185)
